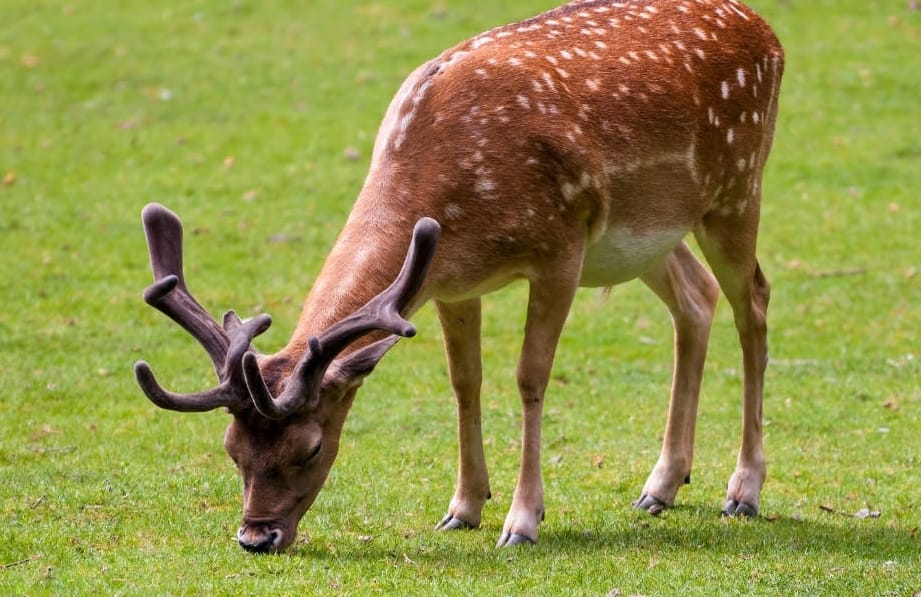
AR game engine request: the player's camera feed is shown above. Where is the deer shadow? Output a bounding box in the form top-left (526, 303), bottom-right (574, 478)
top-left (283, 503), bottom-right (919, 565)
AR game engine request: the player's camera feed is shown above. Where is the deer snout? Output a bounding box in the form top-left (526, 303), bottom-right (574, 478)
top-left (236, 523), bottom-right (287, 554)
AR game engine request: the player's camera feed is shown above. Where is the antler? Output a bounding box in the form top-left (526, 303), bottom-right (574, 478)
top-left (134, 203), bottom-right (271, 412)
top-left (244, 217), bottom-right (441, 420)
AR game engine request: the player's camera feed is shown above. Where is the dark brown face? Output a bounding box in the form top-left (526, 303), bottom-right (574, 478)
top-left (224, 386), bottom-right (356, 554)
top-left (134, 204), bottom-right (438, 554)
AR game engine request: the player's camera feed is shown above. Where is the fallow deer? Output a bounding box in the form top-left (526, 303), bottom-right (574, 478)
top-left (135, 0), bottom-right (784, 552)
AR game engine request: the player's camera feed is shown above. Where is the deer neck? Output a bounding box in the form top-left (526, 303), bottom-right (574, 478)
top-left (272, 181), bottom-right (421, 368)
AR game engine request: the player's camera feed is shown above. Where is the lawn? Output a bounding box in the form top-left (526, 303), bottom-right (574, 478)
top-left (1, 0), bottom-right (919, 594)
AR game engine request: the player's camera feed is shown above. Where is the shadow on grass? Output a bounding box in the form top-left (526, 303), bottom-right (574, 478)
top-left (280, 505), bottom-right (919, 563)
top-left (541, 515), bottom-right (918, 559)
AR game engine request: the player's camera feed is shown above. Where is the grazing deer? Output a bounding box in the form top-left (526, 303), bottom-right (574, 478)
top-left (136, 0), bottom-right (783, 552)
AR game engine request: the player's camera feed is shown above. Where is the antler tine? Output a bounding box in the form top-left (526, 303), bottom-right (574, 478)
top-left (135, 313), bottom-right (271, 413)
top-left (243, 337), bottom-right (324, 420)
top-left (314, 216), bottom-right (441, 354)
top-left (136, 204), bottom-right (273, 413)
top-left (141, 203), bottom-right (230, 374)
top-left (134, 361), bottom-right (241, 412)
top-left (245, 217), bottom-right (441, 420)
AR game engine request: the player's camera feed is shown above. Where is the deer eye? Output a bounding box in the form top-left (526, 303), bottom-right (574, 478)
top-left (294, 442), bottom-right (322, 467)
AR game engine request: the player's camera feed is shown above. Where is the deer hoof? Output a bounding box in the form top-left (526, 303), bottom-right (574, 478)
top-left (497, 532), bottom-right (536, 547)
top-left (633, 494), bottom-right (667, 516)
top-left (435, 514), bottom-right (475, 531)
top-left (721, 500), bottom-right (758, 518)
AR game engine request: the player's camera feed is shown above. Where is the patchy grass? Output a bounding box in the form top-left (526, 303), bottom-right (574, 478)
top-left (1, 0), bottom-right (919, 594)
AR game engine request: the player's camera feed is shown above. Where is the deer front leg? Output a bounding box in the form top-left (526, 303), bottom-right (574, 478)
top-left (434, 298), bottom-right (491, 531)
top-left (634, 243), bottom-right (719, 514)
top-left (498, 263), bottom-right (580, 547)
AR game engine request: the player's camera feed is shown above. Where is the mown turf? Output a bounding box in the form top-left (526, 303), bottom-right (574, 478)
top-left (1, 0), bottom-right (919, 594)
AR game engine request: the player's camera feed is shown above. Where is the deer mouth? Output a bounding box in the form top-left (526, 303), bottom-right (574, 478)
top-left (236, 522), bottom-right (293, 554)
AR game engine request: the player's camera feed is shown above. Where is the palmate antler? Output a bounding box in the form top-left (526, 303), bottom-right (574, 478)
top-left (243, 217), bottom-right (441, 420)
top-left (134, 203), bottom-right (271, 412)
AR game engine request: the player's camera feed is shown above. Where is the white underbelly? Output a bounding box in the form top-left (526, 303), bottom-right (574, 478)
top-left (580, 226), bottom-right (688, 287)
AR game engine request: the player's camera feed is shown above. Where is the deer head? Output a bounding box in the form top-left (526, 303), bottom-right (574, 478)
top-left (135, 203), bottom-right (439, 553)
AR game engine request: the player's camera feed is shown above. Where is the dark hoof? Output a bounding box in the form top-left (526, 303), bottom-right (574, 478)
top-left (722, 500), bottom-right (758, 518)
top-left (497, 532), bottom-right (536, 547)
top-left (435, 514), bottom-right (475, 531)
top-left (633, 495), bottom-right (667, 516)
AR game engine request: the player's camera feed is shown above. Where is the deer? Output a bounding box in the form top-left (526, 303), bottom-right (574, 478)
top-left (135, 0), bottom-right (783, 552)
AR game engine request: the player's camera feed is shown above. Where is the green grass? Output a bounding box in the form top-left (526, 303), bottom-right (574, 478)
top-left (2, 0), bottom-right (920, 594)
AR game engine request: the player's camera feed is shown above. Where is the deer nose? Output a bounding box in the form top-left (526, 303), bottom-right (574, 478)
top-left (237, 524), bottom-right (283, 554)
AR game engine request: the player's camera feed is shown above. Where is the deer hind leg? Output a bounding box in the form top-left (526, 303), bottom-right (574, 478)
top-left (498, 257), bottom-right (582, 547)
top-left (634, 241), bottom-right (720, 515)
top-left (434, 298), bottom-right (491, 531)
top-left (695, 207), bottom-right (770, 517)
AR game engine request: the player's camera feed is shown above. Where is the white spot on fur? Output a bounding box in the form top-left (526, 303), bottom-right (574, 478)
top-left (475, 178), bottom-right (496, 193)
top-left (728, 4), bottom-right (750, 19)
top-left (472, 36), bottom-right (494, 50)
top-left (561, 182), bottom-right (579, 202)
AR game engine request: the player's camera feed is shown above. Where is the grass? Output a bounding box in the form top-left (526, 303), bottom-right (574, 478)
top-left (1, 0), bottom-right (920, 594)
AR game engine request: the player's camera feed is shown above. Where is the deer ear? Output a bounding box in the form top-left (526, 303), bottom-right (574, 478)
top-left (324, 335), bottom-right (401, 391)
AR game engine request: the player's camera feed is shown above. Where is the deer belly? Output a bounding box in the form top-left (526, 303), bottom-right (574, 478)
top-left (580, 226), bottom-right (688, 287)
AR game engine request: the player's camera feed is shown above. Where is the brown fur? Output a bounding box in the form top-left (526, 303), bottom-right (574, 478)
top-left (140, 0), bottom-right (784, 551)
